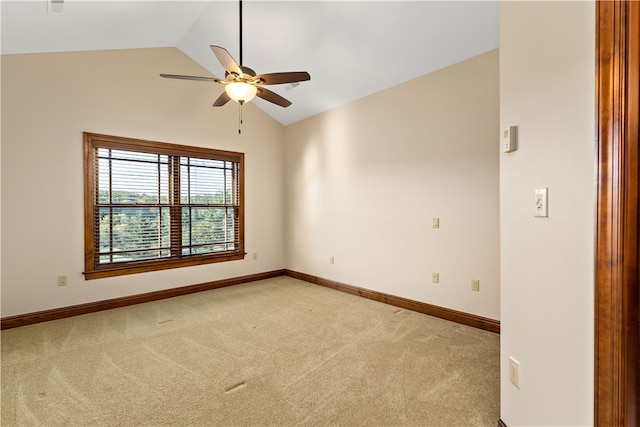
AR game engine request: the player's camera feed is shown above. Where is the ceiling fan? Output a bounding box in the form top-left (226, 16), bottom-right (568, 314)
top-left (160, 0), bottom-right (310, 109)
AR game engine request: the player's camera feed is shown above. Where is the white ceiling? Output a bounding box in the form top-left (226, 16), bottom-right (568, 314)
top-left (1, 0), bottom-right (499, 125)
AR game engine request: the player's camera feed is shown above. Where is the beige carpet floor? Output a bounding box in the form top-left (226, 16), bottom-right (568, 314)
top-left (1, 276), bottom-right (499, 426)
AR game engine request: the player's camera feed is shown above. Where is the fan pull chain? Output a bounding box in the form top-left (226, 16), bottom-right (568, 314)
top-left (238, 103), bottom-right (243, 134)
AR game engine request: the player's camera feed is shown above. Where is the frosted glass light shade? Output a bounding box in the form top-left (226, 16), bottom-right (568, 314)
top-left (225, 82), bottom-right (258, 104)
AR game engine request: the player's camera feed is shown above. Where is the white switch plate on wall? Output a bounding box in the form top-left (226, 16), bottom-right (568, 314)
top-left (509, 356), bottom-right (521, 388)
top-left (502, 125), bottom-right (517, 153)
top-left (534, 187), bottom-right (548, 217)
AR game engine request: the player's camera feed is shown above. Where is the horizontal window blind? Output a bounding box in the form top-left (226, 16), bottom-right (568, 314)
top-left (84, 133), bottom-right (244, 279)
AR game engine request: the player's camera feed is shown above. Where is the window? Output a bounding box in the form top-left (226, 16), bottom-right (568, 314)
top-left (83, 132), bottom-right (244, 279)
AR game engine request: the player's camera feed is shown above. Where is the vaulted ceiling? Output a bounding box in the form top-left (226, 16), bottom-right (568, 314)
top-left (1, 1), bottom-right (499, 125)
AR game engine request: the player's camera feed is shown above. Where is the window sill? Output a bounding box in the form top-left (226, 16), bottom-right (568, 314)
top-left (83, 253), bottom-right (246, 280)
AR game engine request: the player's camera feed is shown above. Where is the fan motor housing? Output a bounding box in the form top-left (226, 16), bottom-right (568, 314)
top-left (240, 66), bottom-right (256, 77)
top-left (226, 66), bottom-right (256, 80)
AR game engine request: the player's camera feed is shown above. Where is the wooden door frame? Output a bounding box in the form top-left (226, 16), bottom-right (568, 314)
top-left (595, 1), bottom-right (639, 425)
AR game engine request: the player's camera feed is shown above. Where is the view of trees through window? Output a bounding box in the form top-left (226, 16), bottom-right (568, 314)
top-left (84, 133), bottom-right (244, 279)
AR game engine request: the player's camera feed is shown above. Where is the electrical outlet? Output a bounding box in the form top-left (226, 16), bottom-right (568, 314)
top-left (432, 272), bottom-right (439, 283)
top-left (509, 357), bottom-right (521, 388)
top-left (330, 256), bottom-right (335, 265)
top-left (471, 279), bottom-right (480, 292)
top-left (432, 218), bottom-right (440, 229)
top-left (252, 252), bottom-right (258, 260)
top-left (57, 275), bottom-right (68, 287)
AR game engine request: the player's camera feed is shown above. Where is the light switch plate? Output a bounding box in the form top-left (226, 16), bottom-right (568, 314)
top-left (503, 126), bottom-right (517, 153)
top-left (509, 356), bottom-right (521, 388)
top-left (534, 187), bottom-right (548, 217)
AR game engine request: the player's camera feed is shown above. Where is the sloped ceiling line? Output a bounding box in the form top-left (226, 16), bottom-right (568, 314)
top-left (1, 1), bottom-right (499, 125)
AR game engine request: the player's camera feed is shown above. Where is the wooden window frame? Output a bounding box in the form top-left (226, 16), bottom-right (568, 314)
top-left (83, 132), bottom-right (245, 280)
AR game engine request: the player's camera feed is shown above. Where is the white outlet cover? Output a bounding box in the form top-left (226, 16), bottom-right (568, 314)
top-left (534, 187), bottom-right (548, 217)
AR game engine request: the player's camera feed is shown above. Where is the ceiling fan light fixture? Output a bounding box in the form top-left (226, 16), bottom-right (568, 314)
top-left (160, 0), bottom-right (309, 112)
top-left (225, 82), bottom-right (258, 104)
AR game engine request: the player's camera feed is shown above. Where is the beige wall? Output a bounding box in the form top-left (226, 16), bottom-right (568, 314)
top-left (284, 50), bottom-right (500, 320)
top-left (500, 2), bottom-right (595, 425)
top-left (1, 48), bottom-right (286, 317)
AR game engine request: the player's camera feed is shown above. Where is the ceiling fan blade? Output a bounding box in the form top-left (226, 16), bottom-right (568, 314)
top-left (255, 71), bottom-right (311, 85)
top-left (160, 73), bottom-right (222, 83)
top-left (213, 91), bottom-right (231, 107)
top-left (256, 87), bottom-right (292, 108)
top-left (210, 45), bottom-right (241, 75)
